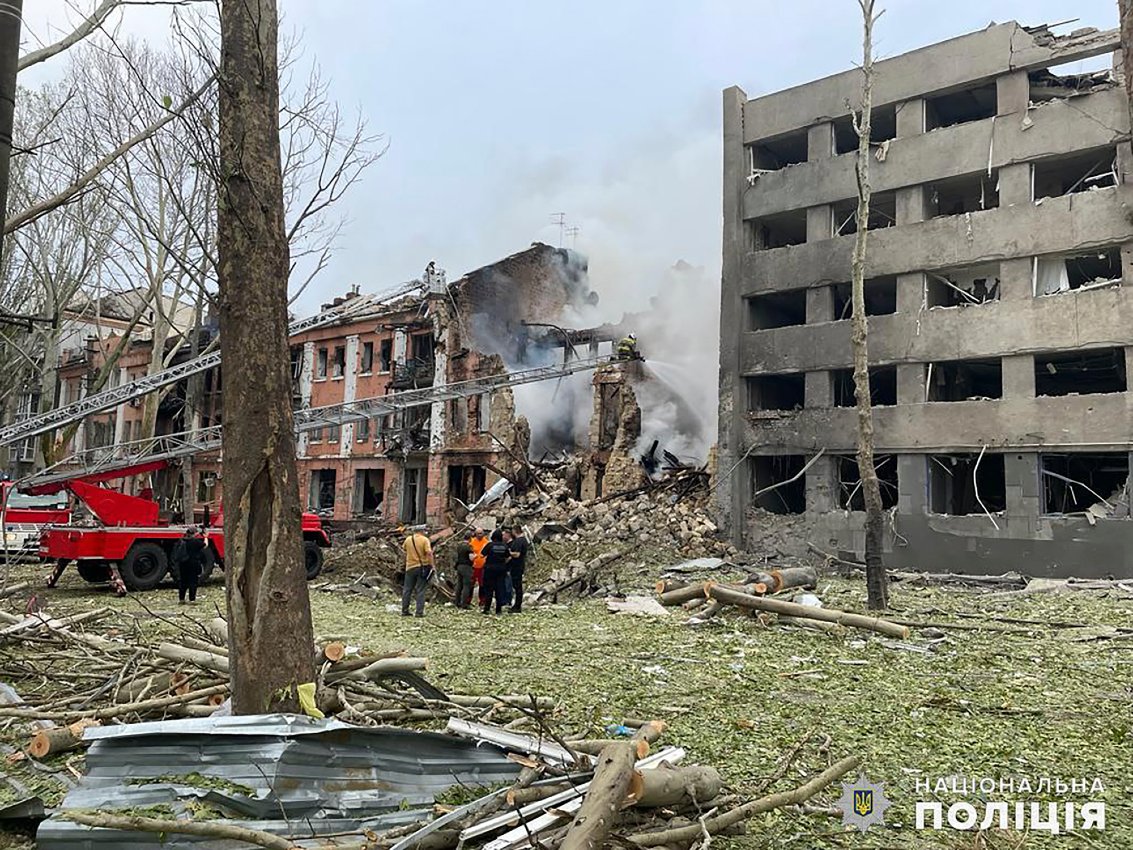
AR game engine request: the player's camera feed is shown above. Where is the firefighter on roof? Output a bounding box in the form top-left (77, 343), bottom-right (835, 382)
top-left (616, 333), bottom-right (641, 361)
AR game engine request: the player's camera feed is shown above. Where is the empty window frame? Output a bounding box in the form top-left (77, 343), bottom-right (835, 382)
top-left (924, 82), bottom-right (997, 130)
top-left (928, 453), bottom-right (1006, 515)
top-left (1033, 147), bottom-right (1118, 201)
top-left (749, 129), bottom-right (809, 174)
top-left (926, 358), bottom-right (1003, 401)
top-left (747, 289), bottom-right (807, 330)
top-left (1034, 348), bottom-right (1127, 397)
top-left (832, 191), bottom-right (896, 235)
top-left (926, 263), bottom-right (1000, 307)
top-left (1033, 248), bottom-right (1122, 296)
top-left (929, 170), bottom-right (1000, 217)
top-left (353, 468), bottom-right (385, 515)
top-left (379, 339), bottom-right (393, 372)
top-left (316, 347), bottom-right (328, 379)
top-left (449, 397), bottom-right (468, 432)
top-left (361, 341), bottom-right (374, 373)
top-left (448, 465), bottom-right (487, 507)
top-left (832, 366), bottom-right (898, 407)
top-left (310, 469), bottom-right (337, 511)
top-left (748, 209), bottom-right (808, 250)
top-left (1028, 64), bottom-right (1117, 104)
top-left (332, 346), bottom-right (346, 378)
top-left (832, 104), bottom-right (897, 155)
top-left (357, 417), bottom-right (371, 442)
top-left (836, 454), bottom-right (899, 510)
top-left (751, 455), bottom-right (806, 514)
top-left (747, 374), bottom-right (805, 412)
top-left (1040, 452), bottom-right (1130, 516)
top-left (831, 276), bottom-right (898, 320)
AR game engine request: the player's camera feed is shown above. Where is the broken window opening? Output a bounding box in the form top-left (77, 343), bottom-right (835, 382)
top-left (831, 276), bottom-right (898, 320)
top-left (357, 417), bottom-right (371, 442)
top-left (1033, 248), bottom-right (1122, 296)
top-left (747, 289), bottom-right (807, 330)
top-left (332, 346), bottom-right (346, 379)
top-left (379, 339), bottom-right (393, 372)
top-left (1028, 63), bottom-right (1118, 104)
top-left (748, 129), bottom-right (809, 176)
top-left (308, 426), bottom-right (323, 444)
top-left (751, 455), bottom-right (807, 514)
top-left (316, 348), bottom-right (328, 379)
top-left (450, 397), bottom-right (468, 433)
top-left (411, 332), bottom-right (435, 362)
top-left (448, 465), bottom-right (487, 508)
top-left (925, 263), bottom-right (1001, 308)
top-left (353, 468), bottom-right (385, 515)
top-left (361, 341), bottom-right (374, 374)
top-left (748, 209), bottom-right (807, 250)
top-left (832, 104), bottom-right (896, 155)
top-left (1040, 452), bottom-right (1129, 516)
top-left (310, 469), bottom-right (337, 512)
top-left (597, 384), bottom-right (623, 449)
top-left (928, 453), bottom-right (1006, 515)
top-left (747, 374), bottom-right (805, 412)
top-left (1033, 147), bottom-right (1118, 202)
top-left (926, 358), bottom-right (1003, 402)
top-left (929, 170), bottom-right (1000, 217)
top-left (836, 454), bottom-right (898, 510)
top-left (1034, 348), bottom-right (1127, 397)
top-left (832, 366), bottom-right (897, 407)
top-left (289, 346), bottom-right (302, 380)
top-left (832, 191), bottom-right (896, 235)
top-left (401, 466), bottom-right (427, 524)
top-left (924, 82), bottom-right (997, 130)
top-left (327, 424), bottom-right (341, 444)
top-left (195, 471), bottom-right (216, 505)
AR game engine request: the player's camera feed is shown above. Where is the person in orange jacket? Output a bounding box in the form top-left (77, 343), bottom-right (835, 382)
top-left (469, 527), bottom-right (489, 605)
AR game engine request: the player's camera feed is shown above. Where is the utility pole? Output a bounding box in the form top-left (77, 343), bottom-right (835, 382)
top-left (0, 0), bottom-right (23, 272)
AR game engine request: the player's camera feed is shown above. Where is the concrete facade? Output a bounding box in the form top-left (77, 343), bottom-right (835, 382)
top-left (718, 21), bottom-right (1133, 577)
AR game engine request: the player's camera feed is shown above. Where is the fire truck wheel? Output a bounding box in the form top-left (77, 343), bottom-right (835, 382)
top-left (200, 546), bottom-right (217, 583)
top-left (304, 541), bottom-right (324, 581)
top-left (120, 542), bottom-right (169, 591)
top-left (77, 562), bottom-right (110, 584)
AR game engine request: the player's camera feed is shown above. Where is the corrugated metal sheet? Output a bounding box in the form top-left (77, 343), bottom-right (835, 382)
top-left (38, 714), bottom-right (519, 849)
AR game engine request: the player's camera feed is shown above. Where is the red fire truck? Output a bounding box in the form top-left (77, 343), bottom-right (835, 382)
top-left (0, 481), bottom-right (72, 560)
top-left (27, 459), bottom-right (329, 593)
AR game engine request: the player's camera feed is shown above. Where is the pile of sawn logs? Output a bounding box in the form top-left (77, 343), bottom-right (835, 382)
top-left (0, 607), bottom-right (555, 759)
top-left (658, 566), bottom-right (910, 638)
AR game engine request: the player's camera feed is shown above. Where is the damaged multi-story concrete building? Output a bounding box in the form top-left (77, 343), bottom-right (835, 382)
top-left (718, 21), bottom-right (1133, 577)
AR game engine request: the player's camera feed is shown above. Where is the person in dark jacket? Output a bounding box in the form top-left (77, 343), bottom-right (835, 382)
top-left (174, 527), bottom-right (207, 604)
top-left (453, 532), bottom-right (475, 609)
top-left (507, 525), bottom-right (529, 613)
top-left (480, 529), bottom-right (514, 615)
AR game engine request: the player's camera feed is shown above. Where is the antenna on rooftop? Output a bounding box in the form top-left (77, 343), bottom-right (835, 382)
top-left (549, 212), bottom-right (567, 247)
top-left (565, 225), bottom-right (580, 248)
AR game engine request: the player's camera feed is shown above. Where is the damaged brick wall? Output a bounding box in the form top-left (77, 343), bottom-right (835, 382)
top-left (581, 362), bottom-right (646, 499)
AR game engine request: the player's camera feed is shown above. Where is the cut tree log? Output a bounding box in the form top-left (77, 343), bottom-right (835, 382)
top-left (568, 739), bottom-right (651, 759)
top-left (704, 584), bottom-right (909, 639)
top-left (205, 617), bottom-right (229, 645)
top-left (156, 642), bottom-right (231, 674)
top-left (0, 581), bottom-right (30, 599)
top-left (0, 683), bottom-right (229, 721)
top-left (627, 755), bottom-right (860, 846)
top-left (655, 579), bottom-right (689, 595)
top-left (27, 719), bottom-right (100, 758)
top-left (624, 764), bottom-right (723, 808)
top-left (561, 741), bottom-right (638, 850)
top-left (322, 641), bottom-right (347, 662)
top-left (658, 584), bottom-right (708, 606)
top-left (341, 656), bottom-right (427, 682)
top-left (60, 811), bottom-right (298, 850)
top-left (777, 615), bottom-right (845, 635)
top-left (766, 566), bottom-right (818, 594)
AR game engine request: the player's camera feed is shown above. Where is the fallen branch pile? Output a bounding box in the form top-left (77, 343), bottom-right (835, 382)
top-left (657, 573), bottom-right (910, 638)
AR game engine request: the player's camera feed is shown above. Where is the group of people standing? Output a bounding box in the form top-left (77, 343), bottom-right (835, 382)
top-left (400, 525), bottom-right (528, 617)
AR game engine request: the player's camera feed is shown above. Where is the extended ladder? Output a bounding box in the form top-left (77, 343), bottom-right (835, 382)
top-left (0, 285), bottom-right (421, 449)
top-left (17, 355), bottom-right (618, 488)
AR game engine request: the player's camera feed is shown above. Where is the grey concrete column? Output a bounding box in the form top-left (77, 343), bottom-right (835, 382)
top-left (1126, 346), bottom-right (1133, 382)
top-left (1121, 241), bottom-right (1133, 285)
top-left (896, 454), bottom-right (926, 514)
top-left (998, 162), bottom-right (1032, 206)
top-left (896, 272), bottom-right (925, 315)
top-left (1001, 354), bottom-right (1034, 399)
top-left (895, 98), bottom-right (925, 138)
top-left (806, 370), bottom-right (832, 408)
top-left (1004, 452), bottom-right (1040, 521)
top-left (806, 286), bottom-right (834, 324)
top-left (897, 364), bottom-right (924, 406)
top-left (719, 85), bottom-right (748, 545)
top-left (999, 257), bottom-right (1033, 302)
top-left (896, 185), bottom-right (928, 225)
top-left (1117, 141), bottom-right (1133, 185)
top-left (996, 71), bottom-right (1029, 116)
top-left (807, 122), bottom-right (833, 160)
top-left (806, 456), bottom-right (835, 513)
top-left (807, 205), bottom-right (832, 242)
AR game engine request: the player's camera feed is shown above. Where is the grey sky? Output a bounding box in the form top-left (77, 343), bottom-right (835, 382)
top-left (20, 1), bottom-right (1120, 317)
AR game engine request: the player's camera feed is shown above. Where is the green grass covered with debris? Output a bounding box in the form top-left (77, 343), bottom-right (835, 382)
top-left (2, 557), bottom-right (1131, 849)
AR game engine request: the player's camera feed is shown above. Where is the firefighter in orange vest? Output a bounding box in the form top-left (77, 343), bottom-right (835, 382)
top-left (469, 527), bottom-right (490, 606)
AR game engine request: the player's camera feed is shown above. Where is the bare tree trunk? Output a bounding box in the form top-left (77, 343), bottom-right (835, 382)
top-left (851, 0), bottom-right (888, 611)
top-left (217, 0), bottom-right (313, 714)
top-left (0, 0), bottom-right (22, 271)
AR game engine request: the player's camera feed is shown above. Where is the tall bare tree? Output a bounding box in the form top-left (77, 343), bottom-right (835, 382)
top-left (850, 0), bottom-right (889, 610)
top-left (218, 0), bottom-right (313, 713)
